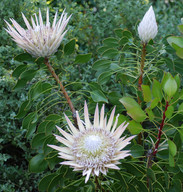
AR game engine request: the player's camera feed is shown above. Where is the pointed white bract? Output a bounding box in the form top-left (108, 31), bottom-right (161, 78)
top-left (138, 6), bottom-right (158, 44)
top-left (48, 103), bottom-right (135, 183)
top-left (5, 9), bottom-right (71, 58)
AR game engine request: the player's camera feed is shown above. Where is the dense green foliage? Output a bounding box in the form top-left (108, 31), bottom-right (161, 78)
top-left (1, 0), bottom-right (183, 191)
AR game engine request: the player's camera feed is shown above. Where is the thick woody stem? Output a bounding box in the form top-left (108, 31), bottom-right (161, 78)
top-left (137, 43), bottom-right (147, 144)
top-left (44, 57), bottom-right (78, 128)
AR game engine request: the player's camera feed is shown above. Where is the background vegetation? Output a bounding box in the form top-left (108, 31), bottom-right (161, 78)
top-left (1, 0), bottom-right (183, 191)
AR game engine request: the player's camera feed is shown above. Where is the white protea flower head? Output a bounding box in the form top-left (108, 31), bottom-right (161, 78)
top-left (4, 9), bottom-right (71, 58)
top-left (138, 6), bottom-right (158, 44)
top-left (48, 102), bottom-right (135, 183)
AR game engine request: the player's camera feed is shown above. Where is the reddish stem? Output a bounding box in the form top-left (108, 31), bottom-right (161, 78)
top-left (138, 43), bottom-right (147, 91)
top-left (137, 43), bottom-right (147, 144)
top-left (152, 101), bottom-right (169, 156)
top-left (147, 101), bottom-right (169, 168)
top-left (44, 57), bottom-right (78, 128)
top-left (147, 101), bottom-right (169, 188)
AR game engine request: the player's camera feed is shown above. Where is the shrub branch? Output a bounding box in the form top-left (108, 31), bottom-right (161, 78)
top-left (44, 57), bottom-right (78, 128)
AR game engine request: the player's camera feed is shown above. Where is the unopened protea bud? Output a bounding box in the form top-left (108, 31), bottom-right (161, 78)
top-left (138, 6), bottom-right (158, 44)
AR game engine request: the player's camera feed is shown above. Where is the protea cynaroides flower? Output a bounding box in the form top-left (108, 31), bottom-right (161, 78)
top-left (48, 102), bottom-right (136, 183)
top-left (5, 8), bottom-right (71, 57)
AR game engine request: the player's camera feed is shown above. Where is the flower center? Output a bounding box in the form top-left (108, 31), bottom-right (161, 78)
top-left (73, 129), bottom-right (117, 168)
top-left (84, 135), bottom-right (102, 153)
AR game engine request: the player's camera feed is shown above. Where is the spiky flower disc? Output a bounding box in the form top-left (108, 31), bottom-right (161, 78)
top-left (48, 102), bottom-right (135, 183)
top-left (5, 9), bottom-right (71, 58)
top-left (138, 6), bottom-right (158, 44)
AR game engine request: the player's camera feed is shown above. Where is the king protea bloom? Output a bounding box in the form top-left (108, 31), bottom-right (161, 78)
top-left (48, 102), bottom-right (135, 183)
top-left (5, 9), bottom-right (71, 57)
top-left (138, 6), bottom-right (158, 44)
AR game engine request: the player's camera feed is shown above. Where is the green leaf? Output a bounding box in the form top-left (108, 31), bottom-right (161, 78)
top-left (98, 71), bottom-right (113, 85)
top-left (127, 108), bottom-right (147, 122)
top-left (153, 181), bottom-right (166, 192)
top-left (14, 69), bottom-right (37, 90)
top-left (161, 72), bottom-right (171, 88)
top-left (35, 57), bottom-right (45, 66)
top-left (178, 24), bottom-right (183, 33)
top-left (174, 74), bottom-right (181, 89)
top-left (12, 64), bottom-right (27, 78)
top-left (165, 105), bottom-right (174, 118)
top-left (29, 153), bottom-right (48, 173)
top-left (122, 163), bottom-right (145, 177)
top-left (130, 144), bottom-right (144, 158)
top-left (178, 127), bottom-right (183, 142)
top-left (29, 82), bottom-right (52, 100)
top-left (163, 75), bottom-right (177, 98)
top-left (152, 79), bottom-right (162, 101)
top-left (150, 98), bottom-right (159, 109)
top-left (119, 97), bottom-right (146, 122)
top-left (45, 121), bottom-right (57, 135)
top-left (43, 135), bottom-right (55, 155)
top-left (146, 44), bottom-right (155, 53)
top-left (178, 103), bottom-right (183, 114)
top-left (20, 69), bottom-right (37, 80)
top-left (168, 139), bottom-right (177, 157)
top-left (147, 168), bottom-right (156, 182)
top-left (92, 59), bottom-right (111, 70)
top-left (31, 133), bottom-right (46, 149)
top-left (167, 36), bottom-right (183, 59)
top-left (46, 152), bottom-right (61, 170)
top-left (91, 90), bottom-right (108, 103)
top-left (108, 92), bottom-right (122, 105)
top-left (133, 179), bottom-right (148, 192)
top-left (39, 173), bottom-right (57, 191)
top-left (37, 121), bottom-right (49, 133)
top-left (119, 97), bottom-right (139, 110)
top-left (22, 112), bottom-right (37, 138)
top-left (47, 174), bottom-right (63, 192)
top-left (167, 36), bottom-right (183, 49)
top-left (141, 85), bottom-right (152, 102)
top-left (114, 28), bottom-right (123, 38)
top-left (119, 37), bottom-right (129, 46)
top-left (123, 30), bottom-right (133, 39)
top-left (13, 79), bottom-right (27, 91)
top-left (14, 53), bottom-right (34, 62)
top-left (97, 46), bottom-right (110, 54)
top-left (146, 108), bottom-right (154, 121)
top-left (64, 39), bottom-right (75, 55)
top-left (45, 114), bottom-right (62, 121)
top-left (110, 63), bottom-right (121, 71)
top-left (89, 82), bottom-right (102, 91)
top-left (15, 100), bottom-right (30, 119)
top-left (74, 53), bottom-right (92, 64)
top-left (169, 179), bottom-right (182, 192)
top-left (114, 171), bottom-right (128, 189)
top-left (102, 48), bottom-right (119, 59)
top-left (178, 164), bottom-right (183, 173)
top-left (103, 37), bottom-right (118, 47)
top-left (55, 50), bottom-right (63, 60)
top-left (129, 184), bottom-right (138, 192)
top-left (169, 153), bottom-right (175, 167)
top-left (128, 120), bottom-right (144, 134)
